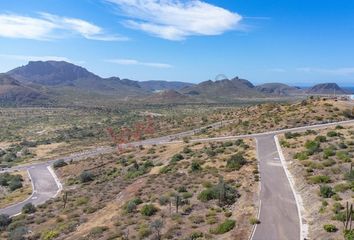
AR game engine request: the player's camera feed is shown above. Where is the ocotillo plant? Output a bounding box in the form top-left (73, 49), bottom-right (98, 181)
top-left (343, 202), bottom-right (353, 232)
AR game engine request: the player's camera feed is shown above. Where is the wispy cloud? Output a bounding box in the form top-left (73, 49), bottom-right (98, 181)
top-left (0, 12), bottom-right (128, 41)
top-left (105, 0), bottom-right (242, 40)
top-left (105, 58), bottom-right (172, 68)
top-left (297, 67), bottom-right (354, 76)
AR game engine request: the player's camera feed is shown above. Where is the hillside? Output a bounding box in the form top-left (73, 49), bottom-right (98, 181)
top-left (306, 83), bottom-right (348, 95)
top-left (181, 77), bottom-right (265, 101)
top-left (144, 89), bottom-right (193, 103)
top-left (139, 80), bottom-right (194, 92)
top-left (0, 74), bottom-right (48, 105)
top-left (255, 83), bottom-right (304, 96)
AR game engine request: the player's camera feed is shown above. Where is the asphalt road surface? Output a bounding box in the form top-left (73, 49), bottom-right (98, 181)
top-left (252, 134), bottom-right (300, 240)
top-left (0, 164), bottom-right (60, 216)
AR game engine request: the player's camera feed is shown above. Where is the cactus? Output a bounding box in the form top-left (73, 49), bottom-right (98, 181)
top-left (343, 202), bottom-right (353, 232)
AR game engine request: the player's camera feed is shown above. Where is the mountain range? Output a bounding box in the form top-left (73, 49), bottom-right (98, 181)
top-left (0, 61), bottom-right (352, 106)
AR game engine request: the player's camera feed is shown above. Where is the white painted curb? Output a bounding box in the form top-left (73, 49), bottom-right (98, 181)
top-left (274, 135), bottom-right (308, 240)
top-left (47, 166), bottom-right (63, 198)
top-left (249, 137), bottom-right (262, 240)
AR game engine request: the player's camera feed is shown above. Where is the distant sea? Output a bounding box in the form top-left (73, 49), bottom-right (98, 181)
top-left (344, 87), bottom-right (354, 94)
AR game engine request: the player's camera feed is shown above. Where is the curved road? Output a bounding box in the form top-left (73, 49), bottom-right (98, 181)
top-left (1, 119), bottom-right (353, 239)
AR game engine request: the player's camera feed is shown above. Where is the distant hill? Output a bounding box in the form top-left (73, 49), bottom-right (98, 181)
top-left (3, 60), bottom-right (352, 106)
top-left (255, 83), bottom-right (304, 96)
top-left (139, 80), bottom-right (194, 92)
top-left (0, 74), bottom-right (48, 105)
top-left (181, 77), bottom-right (265, 100)
top-left (306, 83), bottom-right (348, 95)
top-left (7, 61), bottom-right (150, 100)
top-left (145, 90), bottom-right (193, 103)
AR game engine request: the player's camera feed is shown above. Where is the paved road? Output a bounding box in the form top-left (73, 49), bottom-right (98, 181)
top-left (252, 135), bottom-right (300, 240)
top-left (0, 165), bottom-right (60, 216)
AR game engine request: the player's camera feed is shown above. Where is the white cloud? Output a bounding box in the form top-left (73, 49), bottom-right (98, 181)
top-left (106, 58), bottom-right (172, 68)
top-left (297, 67), bottom-right (354, 76)
top-left (0, 12), bottom-right (127, 41)
top-left (106, 0), bottom-right (242, 40)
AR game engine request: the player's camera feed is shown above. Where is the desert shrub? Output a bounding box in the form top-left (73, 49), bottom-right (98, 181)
top-left (183, 147), bottom-right (192, 154)
top-left (334, 183), bottom-right (350, 192)
top-left (338, 142), bottom-right (348, 149)
top-left (53, 159), bottom-right (67, 169)
top-left (141, 204), bottom-right (158, 216)
top-left (22, 203), bottom-right (36, 214)
top-left (41, 230), bottom-right (59, 240)
top-left (345, 230), bottom-right (354, 240)
top-left (315, 135), bottom-right (327, 142)
top-left (79, 171), bottom-right (94, 183)
top-left (159, 166), bottom-right (172, 174)
top-left (159, 196), bottom-right (170, 206)
top-left (294, 151), bottom-right (308, 160)
top-left (198, 180), bottom-right (239, 205)
top-left (345, 169), bottom-right (354, 181)
top-left (336, 151), bottom-right (351, 162)
top-left (210, 219), bottom-right (235, 234)
top-left (320, 185), bottom-right (335, 198)
top-left (323, 147), bottom-right (336, 158)
top-left (190, 231), bottom-right (204, 239)
top-left (89, 226), bottom-right (108, 236)
top-left (323, 224), bottom-right (337, 232)
top-left (170, 154), bottom-right (184, 163)
top-left (0, 214), bottom-right (11, 230)
top-left (305, 140), bottom-right (321, 155)
top-left (235, 139), bottom-right (244, 146)
top-left (327, 131), bottom-right (338, 137)
top-left (9, 226), bottom-right (27, 240)
top-left (191, 161), bottom-right (202, 172)
top-left (8, 180), bottom-right (23, 191)
top-left (0, 173), bottom-right (23, 191)
top-left (309, 175), bottom-right (331, 184)
top-left (138, 224), bottom-right (151, 238)
top-left (124, 198), bottom-right (143, 213)
top-left (323, 159), bottom-right (336, 167)
top-left (332, 202), bottom-right (344, 214)
top-left (226, 153), bottom-right (246, 170)
top-left (285, 132), bottom-right (300, 139)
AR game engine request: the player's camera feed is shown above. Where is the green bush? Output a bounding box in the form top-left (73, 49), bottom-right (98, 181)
top-left (53, 159), bottom-right (67, 169)
top-left (336, 151), bottom-right (351, 162)
top-left (22, 203), bottom-right (36, 214)
top-left (226, 153), bottom-right (246, 170)
top-left (41, 230), bottom-right (59, 240)
top-left (79, 171), bottom-right (94, 183)
top-left (320, 185), bottom-right (335, 198)
top-left (294, 151), bottom-right (308, 160)
top-left (190, 231), bottom-right (204, 239)
top-left (315, 135), bottom-right (327, 142)
top-left (323, 147), bottom-right (335, 158)
top-left (171, 154), bottom-right (184, 163)
top-left (191, 161), bottom-right (202, 172)
top-left (327, 131), bottom-right (338, 137)
top-left (210, 219), bottom-right (235, 234)
top-left (0, 214), bottom-right (11, 230)
top-left (309, 175), bottom-right (331, 184)
top-left (323, 224), bottom-right (337, 232)
top-left (140, 204), bottom-right (158, 216)
top-left (305, 140), bottom-right (321, 155)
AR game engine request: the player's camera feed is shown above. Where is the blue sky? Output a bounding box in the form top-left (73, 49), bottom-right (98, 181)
top-left (0, 0), bottom-right (353, 86)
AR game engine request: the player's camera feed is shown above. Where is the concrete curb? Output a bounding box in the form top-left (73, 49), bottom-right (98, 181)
top-left (249, 137), bottom-right (262, 240)
top-left (47, 166), bottom-right (63, 198)
top-left (274, 135), bottom-right (308, 240)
